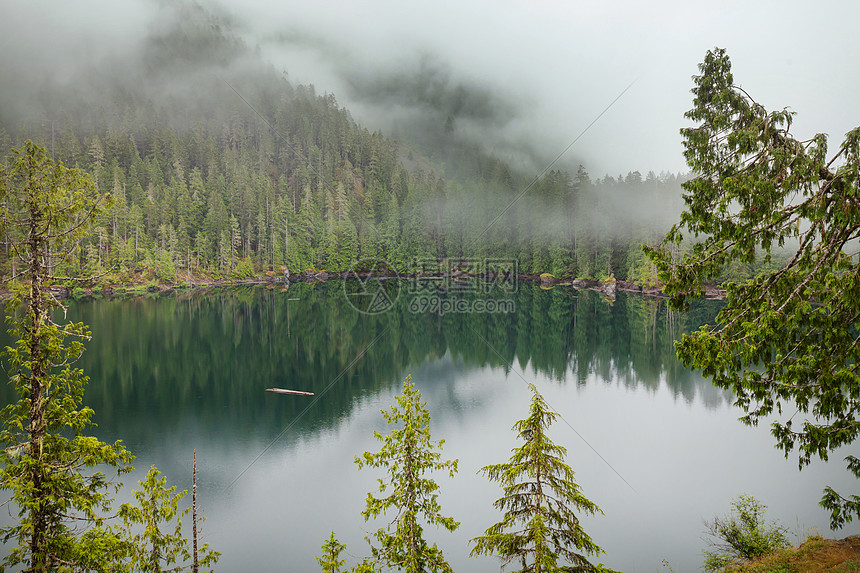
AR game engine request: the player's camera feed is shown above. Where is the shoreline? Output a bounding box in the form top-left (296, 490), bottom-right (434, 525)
top-left (13, 271), bottom-right (726, 302)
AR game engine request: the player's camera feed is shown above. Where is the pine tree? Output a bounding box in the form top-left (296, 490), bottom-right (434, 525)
top-left (470, 383), bottom-right (607, 573)
top-left (317, 531), bottom-right (347, 573)
top-left (355, 375), bottom-right (459, 573)
top-left (0, 141), bottom-right (134, 571)
top-left (119, 466), bottom-right (220, 573)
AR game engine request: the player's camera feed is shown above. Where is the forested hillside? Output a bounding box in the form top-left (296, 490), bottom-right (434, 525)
top-left (0, 2), bottom-right (687, 285)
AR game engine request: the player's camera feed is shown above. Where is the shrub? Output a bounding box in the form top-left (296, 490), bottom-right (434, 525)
top-left (232, 257), bottom-right (255, 279)
top-left (156, 251), bottom-right (176, 283)
top-left (703, 495), bottom-right (790, 571)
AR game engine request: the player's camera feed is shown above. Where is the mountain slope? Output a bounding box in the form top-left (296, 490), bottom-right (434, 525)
top-left (0, 1), bottom-right (684, 284)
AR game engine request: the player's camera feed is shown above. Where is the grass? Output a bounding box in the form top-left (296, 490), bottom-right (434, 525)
top-left (720, 535), bottom-right (860, 573)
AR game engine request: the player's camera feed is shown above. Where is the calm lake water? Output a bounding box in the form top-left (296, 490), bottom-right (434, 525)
top-left (1, 280), bottom-right (855, 572)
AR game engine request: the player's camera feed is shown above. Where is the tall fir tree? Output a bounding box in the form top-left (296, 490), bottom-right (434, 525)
top-left (0, 141), bottom-right (134, 571)
top-left (355, 375), bottom-right (459, 573)
top-left (471, 383), bottom-right (607, 573)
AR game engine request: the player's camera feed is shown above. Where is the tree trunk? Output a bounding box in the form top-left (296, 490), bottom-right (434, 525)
top-left (27, 185), bottom-right (48, 573)
top-left (405, 438), bottom-right (417, 571)
top-left (534, 451), bottom-right (542, 573)
top-left (192, 450), bottom-right (199, 573)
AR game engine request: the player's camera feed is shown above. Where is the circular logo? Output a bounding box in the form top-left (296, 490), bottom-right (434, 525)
top-left (343, 258), bottom-right (401, 315)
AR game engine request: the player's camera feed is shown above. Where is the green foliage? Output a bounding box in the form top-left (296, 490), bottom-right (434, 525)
top-left (645, 48), bottom-right (860, 528)
top-left (157, 250), bottom-right (177, 283)
top-left (317, 532), bottom-right (347, 573)
top-left (355, 375), bottom-right (459, 573)
top-left (470, 383), bottom-right (606, 573)
top-left (119, 466), bottom-right (219, 573)
top-left (232, 257), bottom-right (255, 280)
top-left (350, 561), bottom-right (379, 573)
top-left (0, 141), bottom-right (134, 571)
top-left (627, 246), bottom-right (659, 289)
top-left (703, 495), bottom-right (790, 572)
top-left (0, 142), bottom-right (217, 573)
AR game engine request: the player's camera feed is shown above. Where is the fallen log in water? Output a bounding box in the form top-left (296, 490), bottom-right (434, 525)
top-left (265, 388), bottom-right (314, 396)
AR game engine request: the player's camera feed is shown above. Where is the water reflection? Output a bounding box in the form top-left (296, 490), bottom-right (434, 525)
top-left (0, 283), bottom-right (730, 480)
top-left (5, 282), bottom-right (777, 573)
top-left (60, 282), bottom-right (727, 442)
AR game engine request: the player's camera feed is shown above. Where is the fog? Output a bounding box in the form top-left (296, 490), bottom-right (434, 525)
top-left (227, 0), bottom-right (860, 175)
top-left (1, 0), bottom-right (859, 176)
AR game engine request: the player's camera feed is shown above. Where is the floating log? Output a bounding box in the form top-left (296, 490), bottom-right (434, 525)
top-left (266, 388), bottom-right (314, 396)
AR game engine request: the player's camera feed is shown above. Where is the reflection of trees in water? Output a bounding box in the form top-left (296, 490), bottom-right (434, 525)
top-left (0, 283), bottom-right (727, 442)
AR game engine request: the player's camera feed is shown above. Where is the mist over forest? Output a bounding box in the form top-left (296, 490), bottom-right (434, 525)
top-left (4, 3), bottom-right (860, 572)
top-left (0, 0), bottom-right (809, 283)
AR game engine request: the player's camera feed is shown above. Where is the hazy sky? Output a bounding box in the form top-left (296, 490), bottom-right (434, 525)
top-left (2, 0), bottom-right (859, 177)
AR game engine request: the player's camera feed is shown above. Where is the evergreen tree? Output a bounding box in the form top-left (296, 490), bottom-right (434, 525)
top-left (471, 383), bottom-right (607, 573)
top-left (317, 531), bottom-right (347, 573)
top-left (355, 375), bottom-right (459, 573)
top-left (645, 47), bottom-right (860, 528)
top-left (119, 466), bottom-right (220, 573)
top-left (0, 141), bottom-right (134, 571)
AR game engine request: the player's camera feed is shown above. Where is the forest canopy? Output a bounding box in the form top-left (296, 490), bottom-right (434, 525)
top-left (0, 2), bottom-right (689, 287)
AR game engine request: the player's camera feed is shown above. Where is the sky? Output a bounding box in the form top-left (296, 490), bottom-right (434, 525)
top-left (1, 0), bottom-right (859, 177)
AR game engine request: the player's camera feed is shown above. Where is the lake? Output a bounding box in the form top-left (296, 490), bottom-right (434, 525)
top-left (1, 279), bottom-right (854, 572)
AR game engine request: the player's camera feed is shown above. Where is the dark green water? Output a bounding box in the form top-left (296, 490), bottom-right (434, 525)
top-left (1, 282), bottom-right (852, 572)
top-left (73, 281), bottom-right (719, 435)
